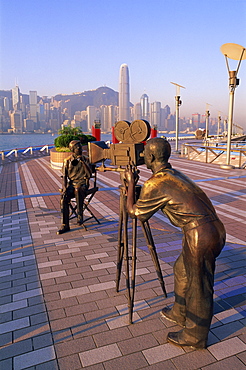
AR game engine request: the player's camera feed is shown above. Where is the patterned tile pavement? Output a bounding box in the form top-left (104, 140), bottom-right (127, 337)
top-left (0, 146), bottom-right (245, 369)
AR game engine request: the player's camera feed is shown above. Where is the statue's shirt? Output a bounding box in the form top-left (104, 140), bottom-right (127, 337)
top-left (63, 155), bottom-right (91, 186)
top-left (135, 166), bottom-right (217, 228)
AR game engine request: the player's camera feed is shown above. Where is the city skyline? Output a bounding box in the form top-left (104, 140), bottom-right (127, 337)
top-left (1, 0), bottom-right (246, 129)
top-left (0, 82), bottom-right (232, 136)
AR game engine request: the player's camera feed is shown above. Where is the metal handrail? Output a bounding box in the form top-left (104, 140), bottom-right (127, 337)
top-left (0, 144), bottom-right (54, 162)
top-left (181, 142), bottom-right (246, 168)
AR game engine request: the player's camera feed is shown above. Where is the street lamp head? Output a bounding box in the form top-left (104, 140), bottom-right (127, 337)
top-left (220, 43), bottom-right (246, 86)
top-left (220, 43), bottom-right (245, 168)
top-left (220, 43), bottom-right (246, 60)
top-left (170, 82), bottom-right (185, 153)
top-left (170, 82), bottom-right (185, 96)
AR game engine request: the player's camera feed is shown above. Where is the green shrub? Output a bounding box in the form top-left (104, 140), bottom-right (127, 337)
top-left (54, 134), bottom-right (77, 148)
top-left (54, 126), bottom-right (96, 150)
top-left (86, 135), bottom-right (97, 142)
top-left (58, 126), bottom-right (83, 136)
top-left (55, 147), bottom-right (71, 152)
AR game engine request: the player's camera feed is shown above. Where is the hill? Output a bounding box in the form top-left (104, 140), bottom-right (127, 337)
top-left (54, 86), bottom-right (121, 117)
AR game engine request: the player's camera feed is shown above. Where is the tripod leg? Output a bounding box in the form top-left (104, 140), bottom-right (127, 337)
top-left (141, 221), bottom-right (167, 297)
top-left (122, 194), bottom-right (132, 324)
top-left (116, 189), bottom-right (124, 292)
top-left (129, 216), bottom-right (137, 324)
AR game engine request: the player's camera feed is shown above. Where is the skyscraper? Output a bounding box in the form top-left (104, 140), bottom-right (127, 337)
top-left (29, 91), bottom-right (37, 123)
top-left (133, 103), bottom-right (141, 120)
top-left (12, 85), bottom-right (20, 110)
top-left (118, 64), bottom-right (130, 121)
top-left (140, 93), bottom-right (149, 121)
top-left (151, 101), bottom-right (161, 127)
top-left (10, 111), bottom-right (23, 133)
top-left (192, 113), bottom-right (200, 130)
top-left (87, 106), bottom-right (97, 131)
top-left (100, 105), bottom-right (108, 131)
top-left (3, 97), bottom-right (9, 111)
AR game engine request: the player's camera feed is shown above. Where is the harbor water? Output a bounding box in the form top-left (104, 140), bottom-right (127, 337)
top-left (0, 132), bottom-right (195, 152)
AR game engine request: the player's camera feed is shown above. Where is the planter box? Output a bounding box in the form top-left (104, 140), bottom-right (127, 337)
top-left (50, 148), bottom-right (71, 170)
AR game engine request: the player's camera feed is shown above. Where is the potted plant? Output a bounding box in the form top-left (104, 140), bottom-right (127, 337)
top-left (50, 126), bottom-right (96, 170)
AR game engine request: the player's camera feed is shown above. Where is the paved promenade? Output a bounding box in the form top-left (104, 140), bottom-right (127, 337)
top-left (0, 148), bottom-right (245, 369)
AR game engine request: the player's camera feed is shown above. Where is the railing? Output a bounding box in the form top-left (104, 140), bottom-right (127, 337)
top-left (181, 141), bottom-right (246, 168)
top-left (162, 135), bottom-right (195, 141)
top-left (0, 145), bottom-right (54, 163)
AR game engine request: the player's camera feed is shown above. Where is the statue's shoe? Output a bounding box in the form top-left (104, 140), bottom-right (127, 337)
top-left (57, 226), bottom-right (70, 234)
top-left (160, 307), bottom-right (185, 327)
top-left (167, 331), bottom-right (206, 349)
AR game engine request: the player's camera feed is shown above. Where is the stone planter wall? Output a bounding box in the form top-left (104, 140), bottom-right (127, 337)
top-left (50, 148), bottom-right (71, 170)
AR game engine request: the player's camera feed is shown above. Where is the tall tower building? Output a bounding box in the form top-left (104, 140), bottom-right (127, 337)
top-left (192, 113), bottom-right (200, 130)
top-left (118, 64), bottom-right (130, 121)
top-left (4, 97), bottom-right (10, 111)
top-left (10, 111), bottom-right (23, 133)
top-left (163, 105), bottom-right (171, 130)
top-left (87, 106), bottom-right (97, 131)
top-left (29, 91), bottom-right (37, 123)
top-left (140, 93), bottom-right (149, 121)
top-left (100, 105), bottom-right (108, 131)
top-left (133, 103), bottom-right (141, 120)
top-left (107, 105), bottom-right (115, 131)
top-left (20, 96), bottom-right (27, 119)
top-left (151, 101), bottom-right (161, 127)
top-left (12, 85), bottom-right (20, 110)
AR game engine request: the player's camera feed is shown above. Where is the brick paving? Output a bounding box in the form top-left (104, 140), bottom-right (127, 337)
top-left (0, 148), bottom-right (245, 369)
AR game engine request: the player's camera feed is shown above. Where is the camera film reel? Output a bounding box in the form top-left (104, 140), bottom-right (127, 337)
top-left (114, 120), bottom-right (151, 144)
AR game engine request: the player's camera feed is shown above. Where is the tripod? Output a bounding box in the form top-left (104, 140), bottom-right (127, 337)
top-left (116, 184), bottom-right (167, 324)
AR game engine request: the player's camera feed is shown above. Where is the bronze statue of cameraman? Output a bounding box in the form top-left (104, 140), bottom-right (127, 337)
top-left (57, 140), bottom-right (92, 234)
top-left (125, 137), bottom-right (226, 349)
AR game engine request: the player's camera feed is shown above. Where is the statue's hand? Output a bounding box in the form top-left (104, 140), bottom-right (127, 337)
top-left (60, 187), bottom-right (67, 194)
top-left (124, 166), bottom-right (139, 185)
top-left (124, 169), bottom-right (134, 184)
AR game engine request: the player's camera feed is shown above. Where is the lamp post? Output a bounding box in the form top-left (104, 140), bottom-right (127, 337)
top-left (220, 43), bottom-right (246, 169)
top-left (171, 82), bottom-right (185, 153)
top-left (217, 112), bottom-right (221, 137)
top-left (223, 119), bottom-right (227, 135)
top-left (205, 103), bottom-right (212, 141)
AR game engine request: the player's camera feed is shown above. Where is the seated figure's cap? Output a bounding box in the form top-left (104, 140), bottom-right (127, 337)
top-left (69, 140), bottom-right (81, 151)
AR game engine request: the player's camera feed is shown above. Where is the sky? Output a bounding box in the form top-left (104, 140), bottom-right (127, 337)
top-left (1, 0), bottom-right (246, 130)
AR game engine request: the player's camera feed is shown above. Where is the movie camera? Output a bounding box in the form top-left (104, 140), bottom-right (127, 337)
top-left (88, 119), bottom-right (151, 171)
top-left (88, 119), bottom-right (166, 324)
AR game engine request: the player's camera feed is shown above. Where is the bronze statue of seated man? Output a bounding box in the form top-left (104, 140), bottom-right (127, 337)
top-left (57, 140), bottom-right (92, 234)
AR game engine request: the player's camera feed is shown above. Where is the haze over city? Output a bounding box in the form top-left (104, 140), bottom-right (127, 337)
top-left (1, 0), bottom-right (246, 130)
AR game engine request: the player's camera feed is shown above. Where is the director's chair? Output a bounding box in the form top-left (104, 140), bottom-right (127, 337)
top-left (69, 165), bottom-right (100, 230)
